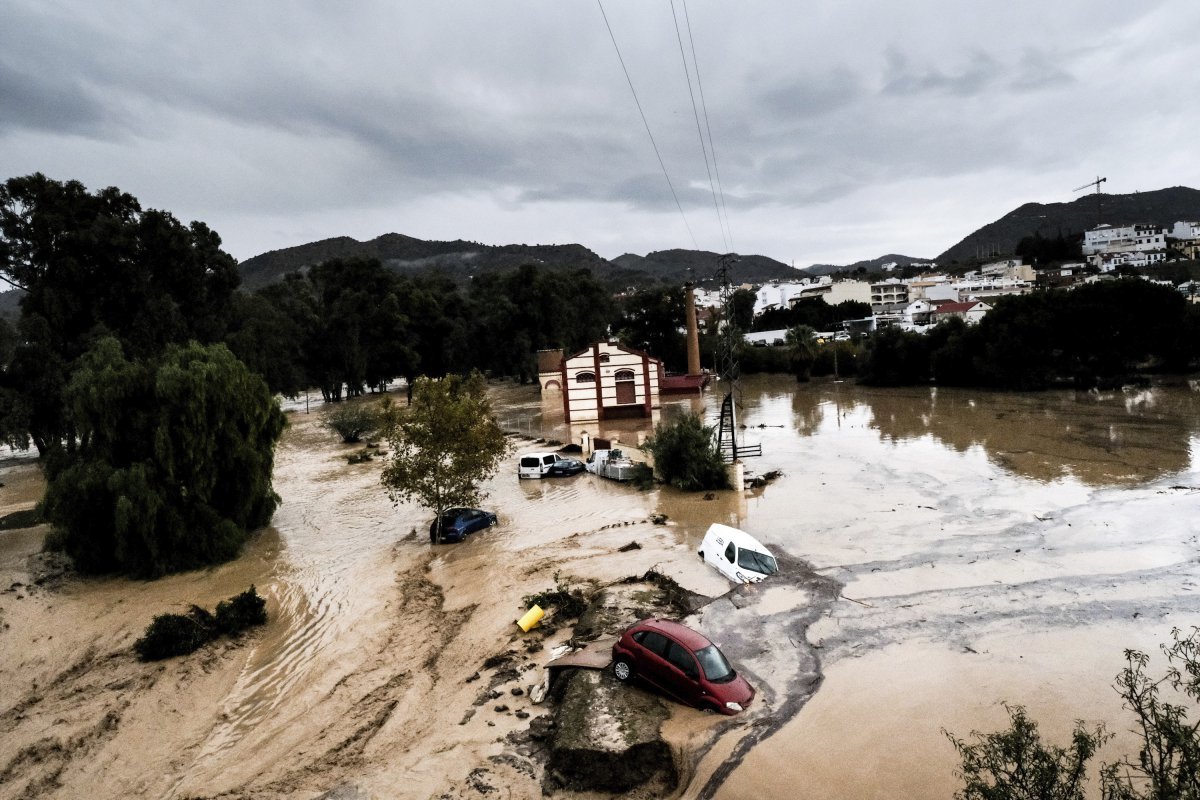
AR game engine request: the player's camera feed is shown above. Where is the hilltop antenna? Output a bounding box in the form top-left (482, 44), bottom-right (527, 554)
top-left (1073, 176), bottom-right (1107, 228)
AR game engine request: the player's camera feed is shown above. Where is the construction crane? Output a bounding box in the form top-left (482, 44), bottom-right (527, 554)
top-left (1073, 176), bottom-right (1107, 228)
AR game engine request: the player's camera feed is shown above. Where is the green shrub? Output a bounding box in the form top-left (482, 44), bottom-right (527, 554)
top-left (645, 413), bottom-right (730, 491)
top-left (134, 607), bottom-right (216, 661)
top-left (215, 586), bottom-right (268, 636)
top-left (134, 587), bottom-right (268, 661)
top-left (322, 402), bottom-right (381, 443)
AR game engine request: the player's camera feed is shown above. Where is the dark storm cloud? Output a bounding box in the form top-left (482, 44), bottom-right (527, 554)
top-left (0, 1), bottom-right (1194, 264)
top-left (0, 57), bottom-right (112, 136)
top-left (882, 48), bottom-right (1005, 97)
top-left (759, 68), bottom-right (866, 118)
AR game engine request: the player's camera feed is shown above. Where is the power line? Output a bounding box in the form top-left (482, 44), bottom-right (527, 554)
top-left (682, 0), bottom-right (733, 251)
top-left (670, 0), bottom-right (728, 252)
top-left (596, 0), bottom-right (699, 250)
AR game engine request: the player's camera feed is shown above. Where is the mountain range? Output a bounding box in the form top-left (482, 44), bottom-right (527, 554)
top-left (238, 186), bottom-right (1200, 289)
top-left (3, 186), bottom-right (1198, 320)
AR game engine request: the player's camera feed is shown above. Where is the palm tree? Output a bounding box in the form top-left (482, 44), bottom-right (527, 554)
top-left (786, 325), bottom-right (818, 382)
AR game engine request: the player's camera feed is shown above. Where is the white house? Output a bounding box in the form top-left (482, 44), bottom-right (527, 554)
top-left (1168, 221), bottom-right (1200, 240)
top-left (560, 341), bottom-right (662, 423)
top-left (753, 279), bottom-right (832, 316)
top-left (1082, 224), bottom-right (1167, 270)
top-left (931, 300), bottom-right (992, 325)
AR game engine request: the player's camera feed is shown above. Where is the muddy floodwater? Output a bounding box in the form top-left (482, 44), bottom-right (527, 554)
top-left (1, 375), bottom-right (1199, 799)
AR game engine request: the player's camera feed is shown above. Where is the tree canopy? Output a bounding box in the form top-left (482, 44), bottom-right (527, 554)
top-left (379, 372), bottom-right (510, 543)
top-left (42, 338), bottom-right (286, 577)
top-left (0, 173), bottom-right (240, 455)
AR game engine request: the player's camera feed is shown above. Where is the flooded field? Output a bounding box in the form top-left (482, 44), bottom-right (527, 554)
top-left (0, 375), bottom-right (1197, 798)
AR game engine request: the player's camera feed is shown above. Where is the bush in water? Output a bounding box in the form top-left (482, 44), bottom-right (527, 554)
top-left (135, 587), bottom-right (267, 661)
top-left (134, 607), bottom-right (217, 662)
top-left (215, 586), bottom-right (268, 636)
top-left (322, 401), bottom-right (382, 443)
top-left (644, 412), bottom-right (730, 492)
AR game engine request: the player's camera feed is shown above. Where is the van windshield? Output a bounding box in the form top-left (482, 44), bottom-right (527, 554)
top-left (737, 548), bottom-right (778, 575)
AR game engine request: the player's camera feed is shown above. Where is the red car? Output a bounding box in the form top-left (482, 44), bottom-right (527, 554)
top-left (611, 618), bottom-right (755, 715)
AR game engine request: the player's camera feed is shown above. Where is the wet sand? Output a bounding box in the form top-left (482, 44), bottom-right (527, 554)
top-left (0, 376), bottom-right (1198, 798)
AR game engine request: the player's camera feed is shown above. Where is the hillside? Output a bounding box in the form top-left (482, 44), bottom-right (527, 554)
top-left (239, 234), bottom-right (802, 292)
top-left (238, 233), bottom-right (626, 291)
top-left (611, 249), bottom-right (797, 285)
top-left (938, 186), bottom-right (1200, 266)
top-left (801, 254), bottom-right (931, 276)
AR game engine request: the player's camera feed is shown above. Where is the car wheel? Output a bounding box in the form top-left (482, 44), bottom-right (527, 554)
top-left (612, 658), bottom-right (634, 682)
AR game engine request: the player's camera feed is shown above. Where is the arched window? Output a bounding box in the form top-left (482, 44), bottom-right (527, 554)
top-left (575, 371), bottom-right (595, 383)
top-left (614, 369), bottom-right (635, 381)
top-left (598, 353), bottom-right (611, 363)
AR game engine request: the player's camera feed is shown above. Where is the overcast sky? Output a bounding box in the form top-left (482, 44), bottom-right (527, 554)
top-left (2, 1), bottom-right (1197, 268)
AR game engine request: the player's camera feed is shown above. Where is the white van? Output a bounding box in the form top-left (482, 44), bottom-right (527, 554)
top-left (518, 452), bottom-right (558, 479)
top-left (698, 523), bottom-right (779, 584)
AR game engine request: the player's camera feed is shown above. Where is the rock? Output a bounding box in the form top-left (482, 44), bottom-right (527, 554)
top-left (617, 541), bottom-right (642, 552)
top-left (547, 669), bottom-right (676, 794)
top-left (650, 514), bottom-right (668, 525)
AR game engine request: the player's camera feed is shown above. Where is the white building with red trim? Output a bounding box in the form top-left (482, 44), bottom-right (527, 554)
top-left (559, 341), bottom-right (662, 423)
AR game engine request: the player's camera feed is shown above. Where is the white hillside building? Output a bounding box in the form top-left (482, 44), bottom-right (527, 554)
top-left (1082, 224), bottom-right (1167, 271)
top-left (753, 278), bottom-right (832, 316)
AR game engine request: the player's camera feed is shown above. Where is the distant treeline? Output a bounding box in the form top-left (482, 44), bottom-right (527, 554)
top-left (857, 279), bottom-right (1200, 389)
top-left (227, 259), bottom-right (617, 400)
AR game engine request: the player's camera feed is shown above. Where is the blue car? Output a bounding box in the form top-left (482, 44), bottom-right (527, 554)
top-left (429, 507), bottom-right (498, 543)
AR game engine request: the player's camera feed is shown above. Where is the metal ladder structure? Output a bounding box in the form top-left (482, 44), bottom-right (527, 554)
top-left (713, 253), bottom-right (761, 463)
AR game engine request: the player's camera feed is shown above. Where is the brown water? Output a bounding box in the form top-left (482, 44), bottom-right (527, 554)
top-left (1, 377), bottom-right (1198, 799)
top-left (496, 376), bottom-right (1200, 798)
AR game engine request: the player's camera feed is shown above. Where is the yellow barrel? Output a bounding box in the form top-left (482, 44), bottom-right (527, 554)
top-left (516, 604), bottom-right (544, 632)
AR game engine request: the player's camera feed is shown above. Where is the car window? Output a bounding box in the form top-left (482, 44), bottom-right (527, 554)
top-left (695, 645), bottom-right (735, 683)
top-left (543, 455), bottom-right (556, 466)
top-left (520, 457), bottom-right (540, 468)
top-left (737, 548), bottom-right (778, 575)
top-left (638, 630), bottom-right (670, 658)
top-left (725, 542), bottom-right (736, 563)
top-left (666, 641), bottom-right (699, 679)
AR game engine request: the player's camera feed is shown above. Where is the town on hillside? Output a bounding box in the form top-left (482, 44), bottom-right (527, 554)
top-left (714, 219), bottom-right (1200, 344)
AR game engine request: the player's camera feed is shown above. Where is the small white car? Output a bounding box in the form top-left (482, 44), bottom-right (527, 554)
top-left (518, 452), bottom-right (558, 479)
top-left (698, 524), bottom-right (779, 584)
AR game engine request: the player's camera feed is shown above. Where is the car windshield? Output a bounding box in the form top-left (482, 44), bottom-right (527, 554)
top-left (695, 644), bottom-right (735, 683)
top-left (737, 548), bottom-right (778, 575)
